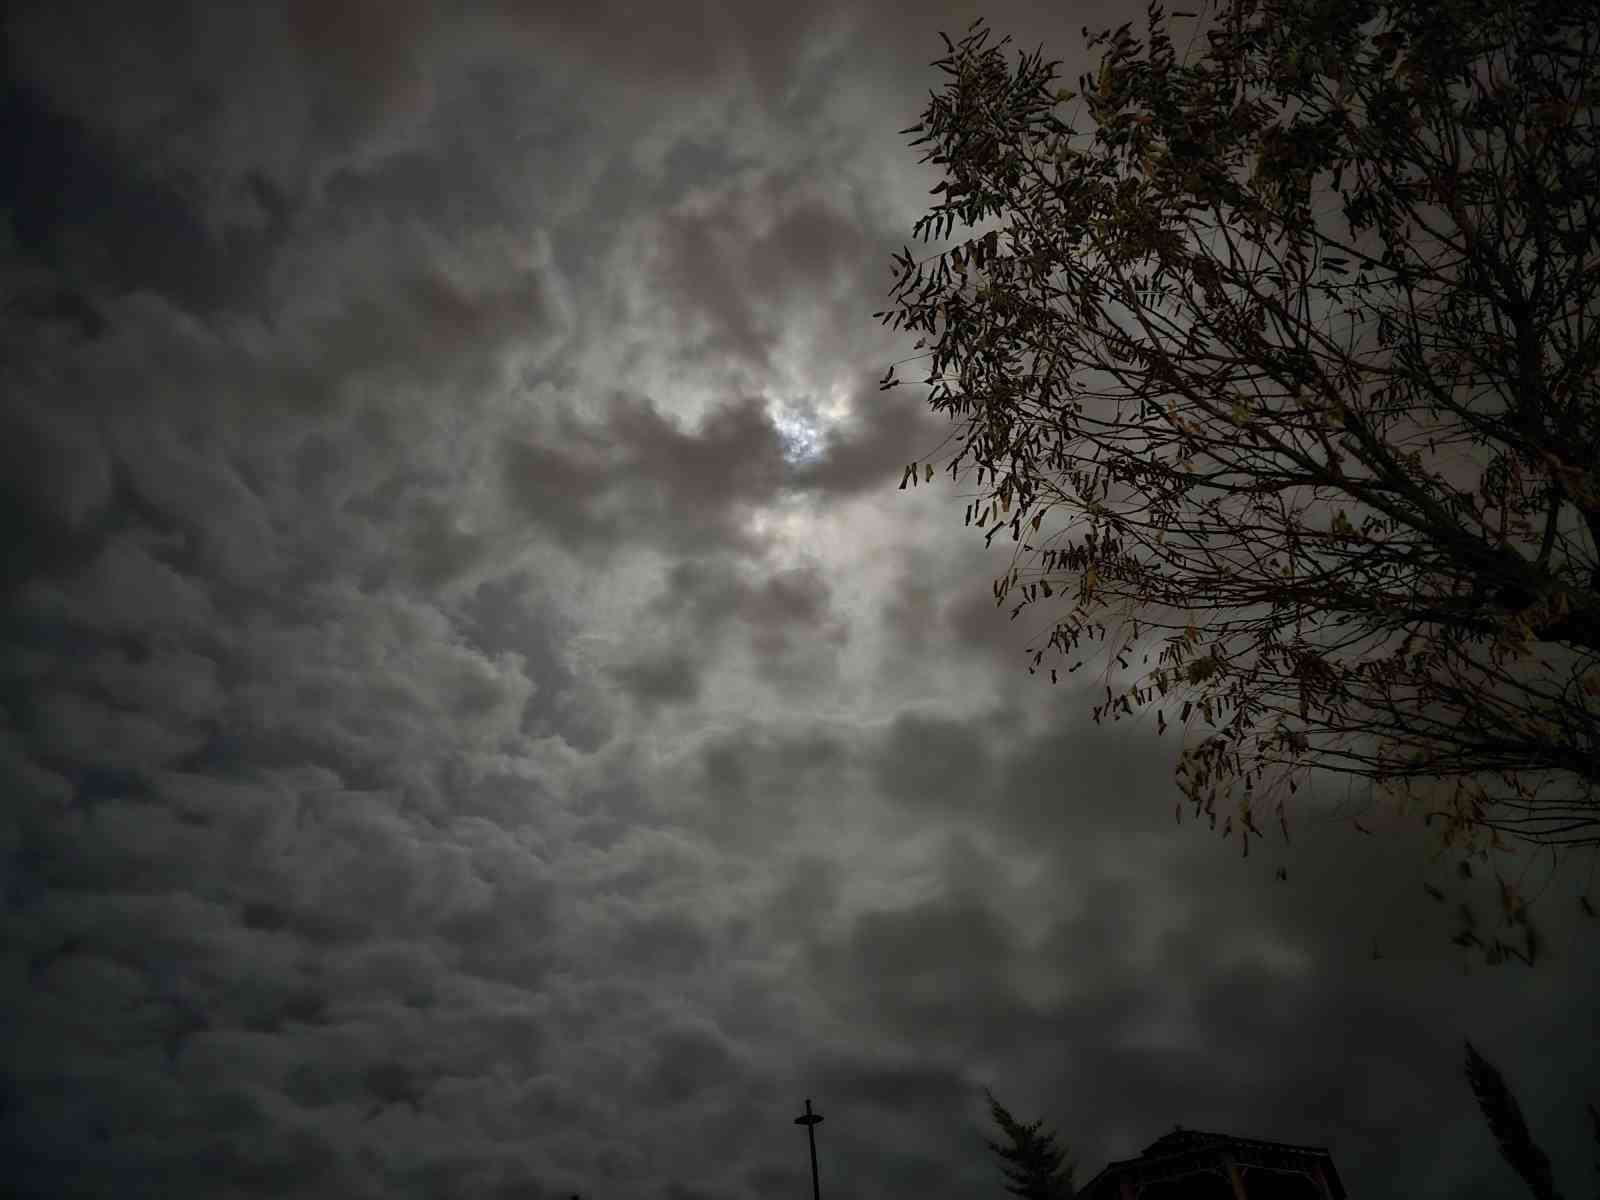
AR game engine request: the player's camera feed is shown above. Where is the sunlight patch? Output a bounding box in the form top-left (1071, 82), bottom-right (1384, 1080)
top-left (768, 398), bottom-right (825, 464)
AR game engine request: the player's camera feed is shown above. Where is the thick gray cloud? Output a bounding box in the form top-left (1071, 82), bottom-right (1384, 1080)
top-left (3, 2), bottom-right (1596, 1200)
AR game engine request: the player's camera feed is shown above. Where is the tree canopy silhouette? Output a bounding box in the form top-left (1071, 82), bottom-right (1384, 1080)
top-left (878, 0), bottom-right (1600, 960)
top-left (1465, 1040), bottom-right (1564, 1200)
top-left (985, 1090), bottom-right (1077, 1200)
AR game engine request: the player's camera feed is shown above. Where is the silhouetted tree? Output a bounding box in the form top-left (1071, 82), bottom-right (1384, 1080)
top-left (1465, 1038), bottom-right (1600, 1200)
top-left (985, 1090), bottom-right (1077, 1200)
top-left (878, 0), bottom-right (1600, 959)
top-left (1466, 1039), bottom-right (1564, 1199)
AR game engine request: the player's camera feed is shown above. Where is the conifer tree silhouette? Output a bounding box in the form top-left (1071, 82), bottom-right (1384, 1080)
top-left (985, 1090), bottom-right (1076, 1200)
top-left (1465, 1039), bottom-right (1566, 1200)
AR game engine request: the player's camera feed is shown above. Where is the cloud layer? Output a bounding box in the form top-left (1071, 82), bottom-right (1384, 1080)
top-left (3, 2), bottom-right (1597, 1199)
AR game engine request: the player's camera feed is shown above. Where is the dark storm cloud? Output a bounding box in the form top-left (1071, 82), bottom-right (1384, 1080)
top-left (676, 723), bottom-right (851, 854)
top-left (872, 709), bottom-right (996, 814)
top-left (5, 2), bottom-right (1597, 1199)
top-left (280, 0), bottom-right (437, 122)
top-left (6, 0), bottom-right (439, 195)
top-left (500, 385), bottom-right (927, 567)
top-left (2, 5), bottom-right (857, 1197)
top-left (4, 285), bottom-right (107, 340)
top-left (647, 558), bottom-right (848, 697)
top-left (0, 81), bottom-right (294, 314)
top-left (647, 172), bottom-right (884, 366)
top-left (611, 652), bottom-right (705, 711)
top-left (644, 1021), bottom-right (739, 1105)
top-left (459, 572), bottom-right (613, 750)
top-left (816, 1053), bottom-right (977, 1125)
top-left (2, 232), bottom-right (593, 1196)
top-left (494, 0), bottom-right (825, 95)
top-left (809, 889), bottom-right (1023, 1042)
top-left (661, 559), bottom-right (834, 632)
top-left (501, 394), bottom-right (789, 559)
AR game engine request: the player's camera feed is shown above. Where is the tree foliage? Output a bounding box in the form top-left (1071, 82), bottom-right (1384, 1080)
top-left (878, 0), bottom-right (1600, 959)
top-left (1463, 1038), bottom-right (1600, 1200)
top-left (985, 1090), bottom-right (1077, 1200)
top-left (1466, 1039), bottom-right (1564, 1200)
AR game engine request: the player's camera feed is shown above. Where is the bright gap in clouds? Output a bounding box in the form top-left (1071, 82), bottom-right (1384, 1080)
top-left (768, 394), bottom-right (829, 464)
top-left (766, 378), bottom-right (858, 465)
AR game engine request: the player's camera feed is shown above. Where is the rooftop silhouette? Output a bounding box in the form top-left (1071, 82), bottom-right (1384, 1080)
top-left (1076, 1128), bottom-right (1347, 1199)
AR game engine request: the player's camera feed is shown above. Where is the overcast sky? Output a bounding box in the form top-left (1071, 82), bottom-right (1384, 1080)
top-left (3, 2), bottom-right (1597, 1198)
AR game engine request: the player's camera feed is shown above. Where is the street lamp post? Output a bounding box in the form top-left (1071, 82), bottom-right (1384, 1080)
top-left (793, 1098), bottom-right (823, 1200)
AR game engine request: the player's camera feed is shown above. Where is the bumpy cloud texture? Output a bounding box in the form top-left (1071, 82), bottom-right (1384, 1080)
top-left (2, 2), bottom-right (1597, 1199)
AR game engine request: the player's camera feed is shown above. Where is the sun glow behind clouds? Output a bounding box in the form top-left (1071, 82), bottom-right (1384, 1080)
top-left (768, 396), bottom-right (825, 464)
top-left (768, 373), bottom-right (863, 464)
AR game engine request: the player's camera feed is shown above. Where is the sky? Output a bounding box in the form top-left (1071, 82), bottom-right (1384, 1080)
top-left (2, 2), bottom-right (1598, 1198)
